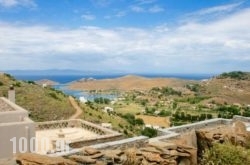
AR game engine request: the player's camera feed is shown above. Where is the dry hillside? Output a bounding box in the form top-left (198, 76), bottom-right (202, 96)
top-left (201, 78), bottom-right (250, 104)
top-left (69, 75), bottom-right (195, 91)
top-left (0, 73), bottom-right (75, 121)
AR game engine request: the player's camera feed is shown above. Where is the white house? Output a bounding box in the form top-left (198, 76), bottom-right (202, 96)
top-left (79, 96), bottom-right (87, 103)
top-left (42, 83), bottom-right (47, 88)
top-left (103, 107), bottom-right (114, 113)
top-left (101, 123), bottom-right (112, 129)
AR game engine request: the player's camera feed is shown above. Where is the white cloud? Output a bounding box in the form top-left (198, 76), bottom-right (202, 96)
top-left (148, 5), bottom-right (164, 13)
top-left (0, 0), bottom-right (36, 8)
top-left (115, 11), bottom-right (126, 17)
top-left (130, 5), bottom-right (145, 13)
top-left (195, 2), bottom-right (243, 16)
top-left (90, 0), bottom-right (113, 7)
top-left (0, 7), bottom-right (250, 73)
top-left (130, 5), bottom-right (164, 13)
top-left (135, 0), bottom-right (156, 5)
top-left (184, 2), bottom-right (244, 23)
top-left (131, 1), bottom-right (164, 14)
top-left (81, 14), bottom-right (96, 20)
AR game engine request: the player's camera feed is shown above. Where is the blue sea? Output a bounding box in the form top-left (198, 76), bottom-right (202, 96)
top-left (13, 73), bottom-right (214, 101)
top-left (13, 73), bottom-right (214, 84)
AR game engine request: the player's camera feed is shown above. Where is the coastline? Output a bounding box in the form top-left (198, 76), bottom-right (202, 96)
top-left (12, 73), bottom-right (214, 84)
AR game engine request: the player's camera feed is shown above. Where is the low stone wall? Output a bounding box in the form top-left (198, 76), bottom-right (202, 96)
top-left (159, 118), bottom-right (232, 135)
top-left (48, 116), bottom-right (250, 158)
top-left (90, 136), bottom-right (149, 150)
top-left (233, 115), bottom-right (250, 123)
top-left (36, 119), bottom-right (119, 135)
top-left (50, 136), bottom-right (149, 157)
top-left (69, 134), bottom-right (124, 149)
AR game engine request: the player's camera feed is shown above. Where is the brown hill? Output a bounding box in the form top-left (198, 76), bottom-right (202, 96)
top-left (201, 78), bottom-right (250, 104)
top-left (35, 79), bottom-right (58, 86)
top-left (68, 75), bottom-right (195, 91)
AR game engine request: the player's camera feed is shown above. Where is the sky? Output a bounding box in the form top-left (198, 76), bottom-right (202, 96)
top-left (0, 0), bottom-right (250, 74)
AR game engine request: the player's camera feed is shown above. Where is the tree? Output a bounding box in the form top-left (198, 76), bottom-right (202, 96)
top-left (141, 127), bottom-right (157, 138)
top-left (172, 102), bottom-right (177, 109)
top-left (135, 118), bottom-right (144, 125)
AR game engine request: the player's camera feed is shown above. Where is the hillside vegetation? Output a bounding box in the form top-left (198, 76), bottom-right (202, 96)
top-left (67, 71), bottom-right (250, 127)
top-left (0, 73), bottom-right (139, 136)
top-left (0, 73), bottom-right (75, 121)
top-left (218, 71), bottom-right (250, 80)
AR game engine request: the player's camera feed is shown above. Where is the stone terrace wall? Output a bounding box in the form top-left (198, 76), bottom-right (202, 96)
top-left (48, 116), bottom-right (250, 157)
top-left (159, 118), bottom-right (232, 135)
top-left (51, 136), bottom-right (149, 157)
top-left (233, 115), bottom-right (250, 123)
top-left (36, 119), bottom-right (120, 135)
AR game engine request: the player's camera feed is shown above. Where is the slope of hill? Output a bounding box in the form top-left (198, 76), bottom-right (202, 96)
top-left (0, 73), bottom-right (75, 121)
top-left (0, 73), bottom-right (135, 135)
top-left (69, 75), bottom-right (196, 91)
top-left (217, 71), bottom-right (250, 80)
top-left (35, 79), bottom-right (59, 86)
top-left (200, 72), bottom-right (250, 104)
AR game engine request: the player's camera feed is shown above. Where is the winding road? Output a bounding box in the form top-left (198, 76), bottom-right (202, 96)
top-left (68, 96), bottom-right (83, 119)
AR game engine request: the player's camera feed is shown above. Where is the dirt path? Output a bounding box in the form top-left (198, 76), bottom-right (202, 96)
top-left (69, 96), bottom-right (83, 119)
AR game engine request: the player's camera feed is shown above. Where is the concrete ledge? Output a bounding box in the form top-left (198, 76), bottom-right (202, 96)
top-left (90, 136), bottom-right (148, 150)
top-left (49, 136), bottom-right (148, 157)
top-left (159, 118), bottom-right (232, 134)
top-left (233, 115), bottom-right (250, 123)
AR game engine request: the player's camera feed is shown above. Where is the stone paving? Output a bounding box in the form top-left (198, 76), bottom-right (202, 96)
top-left (36, 128), bottom-right (100, 154)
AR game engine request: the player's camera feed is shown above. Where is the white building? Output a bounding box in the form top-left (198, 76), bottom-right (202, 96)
top-left (103, 107), bottom-right (114, 113)
top-left (101, 123), bottom-right (112, 129)
top-left (79, 96), bottom-right (87, 103)
top-left (0, 97), bottom-right (35, 159)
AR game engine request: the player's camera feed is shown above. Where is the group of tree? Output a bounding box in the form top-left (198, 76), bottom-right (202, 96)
top-left (185, 84), bottom-right (201, 92)
top-left (122, 113), bottom-right (144, 125)
top-left (93, 97), bottom-right (111, 104)
top-left (150, 87), bottom-right (182, 96)
top-left (216, 105), bottom-right (241, 119)
top-left (141, 127), bottom-right (158, 138)
top-left (173, 111), bottom-right (213, 123)
top-left (218, 71), bottom-right (250, 80)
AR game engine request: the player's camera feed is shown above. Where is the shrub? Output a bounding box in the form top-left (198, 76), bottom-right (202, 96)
top-left (94, 97), bottom-right (110, 104)
top-left (27, 80), bottom-right (36, 84)
top-left (141, 127), bottom-right (157, 138)
top-left (123, 113), bottom-right (135, 125)
top-left (219, 71), bottom-right (249, 80)
top-left (135, 118), bottom-right (144, 125)
top-left (48, 92), bottom-right (59, 100)
top-left (201, 142), bottom-right (250, 165)
top-left (158, 110), bottom-right (171, 117)
top-left (123, 129), bottom-right (128, 135)
top-left (0, 81), bottom-right (3, 86)
top-left (118, 123), bottom-right (124, 128)
top-left (14, 82), bottom-right (21, 87)
top-left (4, 73), bottom-right (15, 80)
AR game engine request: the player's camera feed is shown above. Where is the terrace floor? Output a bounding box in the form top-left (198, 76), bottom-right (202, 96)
top-left (36, 128), bottom-right (99, 154)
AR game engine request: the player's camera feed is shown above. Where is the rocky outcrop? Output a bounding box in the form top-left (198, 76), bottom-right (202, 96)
top-left (196, 121), bottom-right (250, 160)
top-left (15, 121), bottom-right (250, 165)
top-left (15, 153), bottom-right (77, 165)
top-left (14, 141), bottom-right (196, 165)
